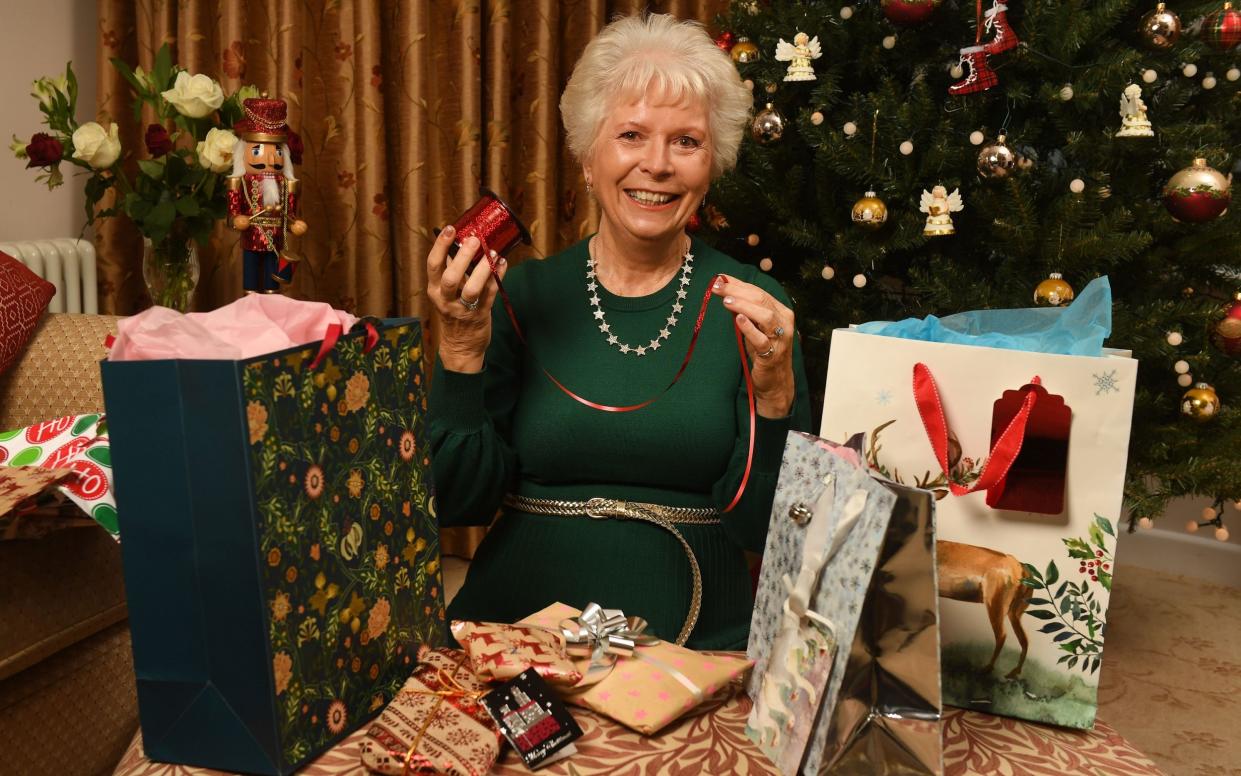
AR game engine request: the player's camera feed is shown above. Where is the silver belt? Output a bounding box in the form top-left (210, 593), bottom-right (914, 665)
top-left (502, 494), bottom-right (720, 646)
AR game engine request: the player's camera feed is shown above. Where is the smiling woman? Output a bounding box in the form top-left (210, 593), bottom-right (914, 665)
top-left (425, 13), bottom-right (813, 650)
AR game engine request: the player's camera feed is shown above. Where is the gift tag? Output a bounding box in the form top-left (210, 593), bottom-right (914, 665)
top-left (482, 669), bottom-right (582, 769)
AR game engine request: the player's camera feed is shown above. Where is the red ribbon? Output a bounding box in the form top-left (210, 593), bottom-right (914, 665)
top-left (489, 256), bottom-right (755, 513)
top-left (309, 320), bottom-right (378, 371)
top-left (912, 362), bottom-right (1039, 497)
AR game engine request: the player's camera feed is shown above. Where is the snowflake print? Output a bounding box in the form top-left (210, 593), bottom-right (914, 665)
top-left (1093, 370), bottom-right (1120, 395)
top-left (876, 388), bottom-right (893, 405)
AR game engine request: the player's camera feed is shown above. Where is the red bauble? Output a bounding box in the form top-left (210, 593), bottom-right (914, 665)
top-left (1203, 1), bottom-right (1241, 51)
top-left (1162, 158), bottom-right (1232, 223)
top-left (1211, 293), bottom-right (1241, 356)
top-left (714, 31), bottom-right (736, 52)
top-left (881, 0), bottom-right (943, 25)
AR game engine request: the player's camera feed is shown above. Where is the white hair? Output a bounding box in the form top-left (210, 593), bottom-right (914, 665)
top-left (230, 139), bottom-right (297, 181)
top-left (559, 13), bottom-right (753, 180)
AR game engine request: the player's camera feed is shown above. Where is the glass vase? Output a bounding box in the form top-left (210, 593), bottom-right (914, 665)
top-left (143, 234), bottom-right (200, 312)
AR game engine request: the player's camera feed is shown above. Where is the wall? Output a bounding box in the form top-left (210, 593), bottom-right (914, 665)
top-left (0, 0), bottom-right (97, 242)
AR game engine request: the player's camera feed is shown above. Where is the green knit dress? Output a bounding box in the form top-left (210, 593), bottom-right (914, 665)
top-left (428, 235), bottom-right (812, 649)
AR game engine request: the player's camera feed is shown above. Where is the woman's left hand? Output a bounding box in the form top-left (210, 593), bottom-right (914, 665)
top-left (712, 274), bottom-right (796, 419)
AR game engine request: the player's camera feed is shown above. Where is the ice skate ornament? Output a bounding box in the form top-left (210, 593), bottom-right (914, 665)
top-left (920, 185), bottom-right (964, 236)
top-left (982, 2), bottom-right (1020, 54)
top-left (775, 33), bottom-right (822, 82)
top-left (1115, 84), bottom-right (1154, 138)
top-left (949, 0), bottom-right (1018, 95)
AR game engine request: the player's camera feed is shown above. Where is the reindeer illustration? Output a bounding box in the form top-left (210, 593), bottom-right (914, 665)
top-left (937, 539), bottom-right (1033, 679)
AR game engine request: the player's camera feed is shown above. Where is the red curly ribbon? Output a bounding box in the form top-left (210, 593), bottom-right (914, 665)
top-left (490, 257), bottom-right (755, 514)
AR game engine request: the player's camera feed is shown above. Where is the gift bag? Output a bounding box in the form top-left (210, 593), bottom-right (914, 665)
top-left (821, 289), bottom-right (1137, 729)
top-left (748, 431), bottom-right (942, 775)
top-left (101, 318), bottom-right (446, 775)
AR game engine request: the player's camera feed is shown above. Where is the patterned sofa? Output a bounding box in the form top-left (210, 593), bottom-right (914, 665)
top-left (0, 313), bottom-right (137, 776)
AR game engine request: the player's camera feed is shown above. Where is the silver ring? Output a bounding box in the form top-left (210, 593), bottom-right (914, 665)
top-left (772, 325), bottom-right (786, 338)
top-left (757, 345), bottom-right (776, 359)
top-left (459, 295), bottom-right (481, 312)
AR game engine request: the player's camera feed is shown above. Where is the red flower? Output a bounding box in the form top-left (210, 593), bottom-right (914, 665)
top-left (223, 40), bottom-right (246, 79)
top-left (25, 133), bottom-right (63, 168)
top-left (337, 170), bottom-right (355, 189)
top-left (286, 130), bottom-right (304, 165)
top-left (144, 124), bottom-right (172, 157)
top-left (372, 192), bottom-right (388, 221)
top-left (102, 29), bottom-right (120, 49)
top-left (371, 65), bottom-right (382, 89)
top-left (335, 42), bottom-right (352, 61)
top-left (294, 55), bottom-right (304, 89)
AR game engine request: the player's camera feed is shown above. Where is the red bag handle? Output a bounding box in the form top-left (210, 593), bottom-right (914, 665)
top-left (912, 362), bottom-right (1039, 497)
top-left (309, 319), bottom-right (379, 370)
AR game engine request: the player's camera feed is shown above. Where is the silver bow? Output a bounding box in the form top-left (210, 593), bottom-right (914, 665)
top-left (559, 602), bottom-right (660, 685)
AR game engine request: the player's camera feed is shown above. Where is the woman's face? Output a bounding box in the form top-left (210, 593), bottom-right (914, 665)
top-left (585, 93), bottom-right (712, 246)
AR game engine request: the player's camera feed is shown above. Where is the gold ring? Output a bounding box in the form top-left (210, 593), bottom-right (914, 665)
top-left (758, 344), bottom-right (776, 359)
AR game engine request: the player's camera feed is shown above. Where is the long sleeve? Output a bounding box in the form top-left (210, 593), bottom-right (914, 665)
top-left (427, 289), bottom-right (524, 527)
top-left (712, 276), bottom-right (813, 552)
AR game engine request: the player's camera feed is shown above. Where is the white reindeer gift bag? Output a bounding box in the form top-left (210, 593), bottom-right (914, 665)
top-left (820, 278), bottom-right (1137, 729)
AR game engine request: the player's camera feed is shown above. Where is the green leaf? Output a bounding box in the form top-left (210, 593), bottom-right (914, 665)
top-left (1053, 631), bottom-right (1073, 642)
top-left (174, 196), bottom-right (200, 216)
top-left (1068, 656), bottom-right (1078, 670)
top-left (1098, 569), bottom-right (1112, 592)
top-left (1045, 560), bottom-right (1060, 586)
top-left (1026, 609), bottom-right (1056, 620)
top-left (1028, 597), bottom-right (1051, 606)
top-left (153, 43), bottom-right (174, 90)
top-left (1095, 514), bottom-right (1116, 538)
top-left (1055, 581), bottom-right (1069, 598)
top-left (1064, 537), bottom-right (1094, 560)
top-left (1089, 521), bottom-right (1105, 550)
top-left (1039, 622), bottom-right (1064, 633)
top-left (1021, 562), bottom-right (1042, 582)
top-left (138, 159), bottom-right (165, 180)
top-left (109, 56), bottom-right (141, 93)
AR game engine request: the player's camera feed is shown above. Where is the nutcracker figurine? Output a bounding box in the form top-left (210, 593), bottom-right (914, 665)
top-left (227, 94), bottom-right (308, 294)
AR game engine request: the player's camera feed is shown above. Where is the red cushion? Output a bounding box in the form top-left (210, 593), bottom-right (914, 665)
top-left (0, 251), bottom-right (56, 376)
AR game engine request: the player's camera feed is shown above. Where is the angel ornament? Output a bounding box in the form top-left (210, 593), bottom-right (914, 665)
top-left (1115, 84), bottom-right (1154, 138)
top-left (920, 185), bottom-right (964, 236)
top-left (775, 32), bottom-right (822, 82)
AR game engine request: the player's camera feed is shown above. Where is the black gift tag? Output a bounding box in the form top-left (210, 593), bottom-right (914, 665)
top-left (481, 668), bottom-right (582, 769)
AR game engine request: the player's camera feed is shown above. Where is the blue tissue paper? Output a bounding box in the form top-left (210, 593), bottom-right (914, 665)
top-left (855, 276), bottom-right (1112, 357)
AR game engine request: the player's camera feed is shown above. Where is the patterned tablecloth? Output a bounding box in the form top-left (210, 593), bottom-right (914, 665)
top-left (114, 688), bottom-right (1164, 776)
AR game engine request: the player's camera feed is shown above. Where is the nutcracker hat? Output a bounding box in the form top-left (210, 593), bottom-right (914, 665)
top-left (234, 94), bottom-right (289, 143)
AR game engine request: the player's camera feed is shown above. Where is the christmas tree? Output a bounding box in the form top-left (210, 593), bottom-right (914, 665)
top-left (704, 0), bottom-right (1241, 535)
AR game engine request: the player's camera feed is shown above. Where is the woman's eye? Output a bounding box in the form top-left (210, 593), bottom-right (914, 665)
top-left (619, 131), bottom-right (640, 141)
top-left (676, 136), bottom-right (701, 148)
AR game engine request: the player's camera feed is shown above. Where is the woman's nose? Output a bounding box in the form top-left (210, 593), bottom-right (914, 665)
top-left (639, 142), bottom-right (674, 177)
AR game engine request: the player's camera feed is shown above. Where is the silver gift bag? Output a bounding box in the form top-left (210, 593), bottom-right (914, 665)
top-left (748, 431), bottom-right (942, 775)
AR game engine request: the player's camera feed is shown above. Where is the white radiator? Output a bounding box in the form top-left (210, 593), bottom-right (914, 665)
top-left (0, 238), bottom-right (98, 314)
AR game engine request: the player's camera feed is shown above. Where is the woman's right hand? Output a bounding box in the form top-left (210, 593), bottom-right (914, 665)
top-left (427, 225), bottom-right (508, 373)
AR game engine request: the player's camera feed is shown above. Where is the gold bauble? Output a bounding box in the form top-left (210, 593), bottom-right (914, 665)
top-left (1034, 273), bottom-right (1075, 306)
top-left (977, 134), bottom-right (1018, 178)
top-left (731, 36), bottom-right (761, 63)
top-left (851, 191), bottom-right (889, 229)
top-left (751, 103), bottom-right (786, 144)
top-left (1181, 382), bottom-right (1221, 422)
top-left (1141, 3), bottom-right (1182, 49)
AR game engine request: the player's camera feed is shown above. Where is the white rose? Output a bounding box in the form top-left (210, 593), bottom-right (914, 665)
top-left (72, 122), bottom-right (121, 169)
top-left (197, 127), bottom-right (237, 173)
top-left (31, 78), bottom-right (57, 109)
top-left (161, 71), bottom-right (224, 119)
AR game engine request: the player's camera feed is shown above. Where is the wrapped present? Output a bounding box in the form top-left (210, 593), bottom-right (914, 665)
top-left (360, 648), bottom-right (501, 776)
top-left (520, 602), bottom-right (752, 736)
top-left (0, 413), bottom-right (115, 537)
top-left (450, 620), bottom-right (583, 688)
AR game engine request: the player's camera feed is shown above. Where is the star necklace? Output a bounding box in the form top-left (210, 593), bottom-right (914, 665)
top-left (587, 238), bottom-right (695, 357)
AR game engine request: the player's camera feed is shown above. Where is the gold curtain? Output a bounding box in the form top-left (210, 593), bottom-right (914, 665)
top-left (96, 0), bottom-right (727, 556)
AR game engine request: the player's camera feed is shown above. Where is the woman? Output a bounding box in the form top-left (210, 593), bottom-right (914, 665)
top-left (427, 13), bottom-right (812, 650)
